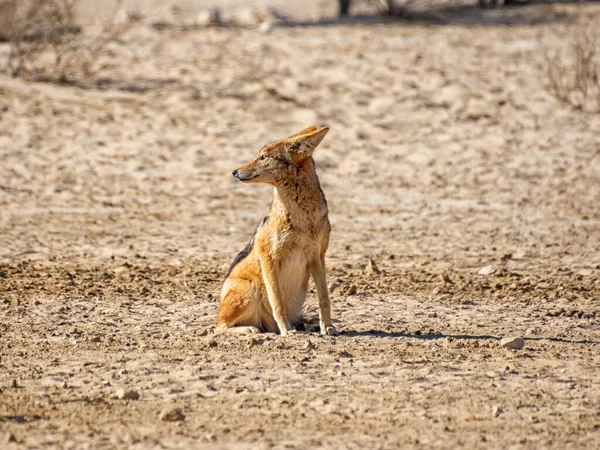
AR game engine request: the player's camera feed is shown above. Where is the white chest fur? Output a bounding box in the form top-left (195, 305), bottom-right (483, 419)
top-left (278, 249), bottom-right (310, 322)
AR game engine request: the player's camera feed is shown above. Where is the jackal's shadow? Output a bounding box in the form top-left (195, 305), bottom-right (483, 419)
top-left (341, 330), bottom-right (600, 345)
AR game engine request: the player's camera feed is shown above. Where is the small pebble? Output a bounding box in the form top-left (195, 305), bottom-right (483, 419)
top-left (116, 389), bottom-right (140, 400)
top-left (478, 265), bottom-right (496, 276)
top-left (161, 408), bottom-right (185, 422)
top-left (248, 337), bottom-right (264, 347)
top-left (328, 282), bottom-right (341, 293)
top-left (259, 21), bottom-right (273, 33)
top-left (365, 258), bottom-right (381, 275)
top-left (197, 327), bottom-right (212, 336)
top-left (339, 284), bottom-right (358, 296)
top-left (492, 406), bottom-right (503, 417)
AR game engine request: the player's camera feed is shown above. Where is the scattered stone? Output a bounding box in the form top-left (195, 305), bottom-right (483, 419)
top-left (328, 282), bottom-right (341, 293)
top-left (304, 340), bottom-right (316, 351)
top-left (11, 379), bottom-right (18, 388)
top-left (463, 98), bottom-right (494, 121)
top-left (161, 408), bottom-right (185, 422)
top-left (512, 250), bottom-right (526, 260)
top-left (197, 8), bottom-right (222, 26)
top-left (259, 21), bottom-right (272, 33)
top-left (116, 389), bottom-right (140, 400)
top-left (2, 432), bottom-right (18, 444)
top-left (333, 284), bottom-right (358, 296)
top-left (492, 406), bottom-right (503, 418)
top-left (346, 284), bottom-right (358, 295)
top-left (549, 308), bottom-right (566, 317)
top-left (115, 9), bottom-right (144, 25)
top-left (249, 337), bottom-right (264, 347)
top-left (500, 337), bottom-right (525, 350)
top-left (207, 340), bottom-right (218, 348)
top-left (440, 273), bottom-right (454, 286)
top-left (365, 258), bottom-right (381, 275)
top-left (478, 265), bottom-right (496, 276)
top-left (442, 337), bottom-right (455, 347)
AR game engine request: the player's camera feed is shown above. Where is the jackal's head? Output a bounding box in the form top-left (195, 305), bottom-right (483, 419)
top-left (232, 126), bottom-right (329, 186)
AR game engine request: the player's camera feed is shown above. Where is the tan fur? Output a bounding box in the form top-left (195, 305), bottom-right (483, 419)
top-left (216, 126), bottom-right (337, 336)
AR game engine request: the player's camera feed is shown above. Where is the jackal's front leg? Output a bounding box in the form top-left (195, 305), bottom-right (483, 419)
top-left (310, 255), bottom-right (338, 336)
top-left (259, 254), bottom-right (294, 336)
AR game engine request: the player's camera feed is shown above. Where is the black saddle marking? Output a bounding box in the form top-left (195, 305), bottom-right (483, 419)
top-left (225, 215), bottom-right (269, 278)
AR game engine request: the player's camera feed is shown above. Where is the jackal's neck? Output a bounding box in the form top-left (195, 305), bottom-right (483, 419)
top-left (271, 158), bottom-right (328, 227)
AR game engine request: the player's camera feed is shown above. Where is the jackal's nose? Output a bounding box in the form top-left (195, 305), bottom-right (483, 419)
top-left (232, 170), bottom-right (238, 178)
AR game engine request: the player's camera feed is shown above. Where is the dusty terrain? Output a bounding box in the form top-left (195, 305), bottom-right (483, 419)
top-left (1, 1), bottom-right (600, 449)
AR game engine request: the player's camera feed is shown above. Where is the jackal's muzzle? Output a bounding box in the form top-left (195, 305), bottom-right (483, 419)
top-left (232, 169), bottom-right (256, 182)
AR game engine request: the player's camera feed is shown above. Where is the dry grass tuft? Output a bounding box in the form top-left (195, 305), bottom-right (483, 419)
top-left (545, 19), bottom-right (600, 113)
top-left (7, 0), bottom-right (135, 84)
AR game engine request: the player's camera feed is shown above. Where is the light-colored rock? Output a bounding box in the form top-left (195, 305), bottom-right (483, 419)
top-left (333, 284), bottom-right (357, 296)
top-left (197, 8), bottom-right (222, 26)
top-left (259, 21), bottom-right (273, 33)
top-left (365, 258), bottom-right (381, 275)
top-left (161, 408), bottom-right (185, 422)
top-left (304, 340), bottom-right (316, 351)
top-left (500, 337), bottom-right (525, 350)
top-left (442, 337), bottom-right (455, 347)
top-left (492, 406), bottom-right (503, 417)
top-left (116, 389), bottom-right (140, 400)
top-left (328, 282), bottom-right (341, 293)
top-left (478, 265), bottom-right (496, 276)
top-left (431, 83), bottom-right (471, 111)
top-left (248, 337), bottom-right (264, 347)
top-left (463, 98), bottom-right (494, 121)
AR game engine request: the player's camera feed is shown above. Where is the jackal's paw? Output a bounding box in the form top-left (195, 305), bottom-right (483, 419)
top-left (279, 328), bottom-right (298, 337)
top-left (228, 326), bottom-right (261, 335)
top-left (321, 326), bottom-right (338, 336)
top-left (242, 326), bottom-right (261, 334)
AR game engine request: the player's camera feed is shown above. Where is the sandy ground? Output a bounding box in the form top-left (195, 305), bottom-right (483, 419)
top-left (1, 1), bottom-right (600, 449)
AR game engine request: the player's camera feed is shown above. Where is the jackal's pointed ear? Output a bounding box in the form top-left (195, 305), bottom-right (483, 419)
top-left (288, 126), bottom-right (329, 160)
top-left (289, 125), bottom-right (317, 138)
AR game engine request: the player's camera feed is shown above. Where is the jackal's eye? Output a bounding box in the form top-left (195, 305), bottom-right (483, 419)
top-left (260, 154), bottom-right (268, 161)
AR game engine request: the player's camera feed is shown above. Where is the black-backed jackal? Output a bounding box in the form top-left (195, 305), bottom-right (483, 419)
top-left (216, 126), bottom-right (337, 336)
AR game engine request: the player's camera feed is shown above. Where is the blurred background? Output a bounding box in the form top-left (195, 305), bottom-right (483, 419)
top-left (1, 0), bottom-right (598, 273)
